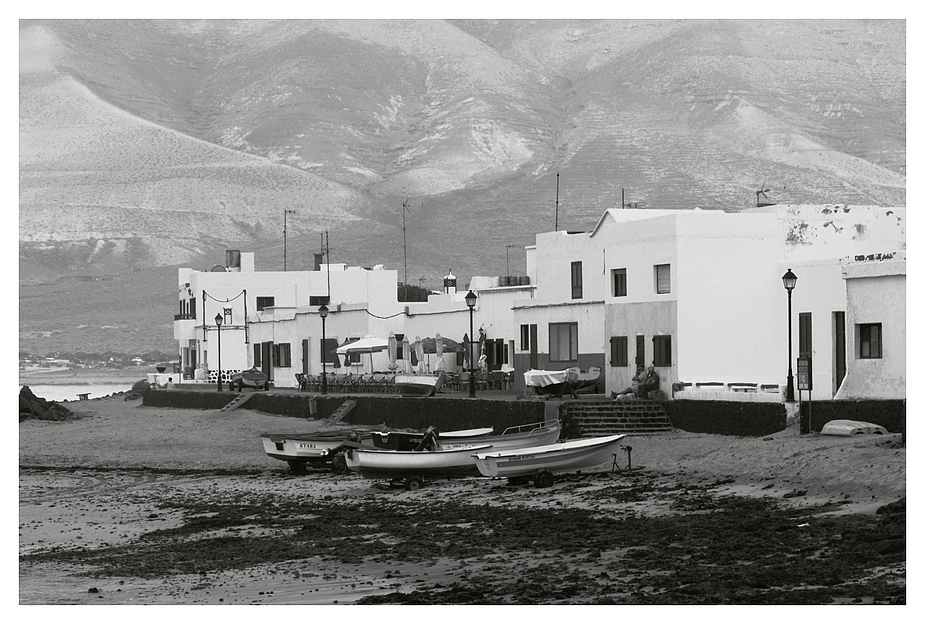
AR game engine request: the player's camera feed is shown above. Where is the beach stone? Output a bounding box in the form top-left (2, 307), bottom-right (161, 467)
top-left (19, 386), bottom-right (73, 422)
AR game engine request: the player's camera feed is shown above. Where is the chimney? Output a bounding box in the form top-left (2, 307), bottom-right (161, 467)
top-left (443, 270), bottom-right (457, 295)
top-left (225, 250), bottom-right (241, 272)
top-left (314, 253), bottom-right (324, 271)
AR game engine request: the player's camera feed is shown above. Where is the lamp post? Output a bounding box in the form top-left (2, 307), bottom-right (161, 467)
top-left (465, 290), bottom-right (478, 398)
top-left (214, 313), bottom-right (223, 392)
top-left (319, 304), bottom-right (329, 395)
top-left (782, 269), bottom-right (797, 402)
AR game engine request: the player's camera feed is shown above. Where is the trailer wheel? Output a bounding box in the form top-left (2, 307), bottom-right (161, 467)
top-left (533, 469), bottom-right (555, 488)
top-left (287, 460), bottom-right (307, 475)
top-left (404, 476), bottom-right (424, 491)
top-left (331, 455), bottom-right (348, 475)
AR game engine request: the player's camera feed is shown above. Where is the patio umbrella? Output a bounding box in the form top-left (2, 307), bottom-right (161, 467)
top-left (387, 332), bottom-right (398, 371)
top-left (336, 335), bottom-right (388, 373)
top-left (434, 332), bottom-right (446, 372)
top-left (462, 333), bottom-right (470, 370)
top-left (415, 335), bottom-right (426, 373)
top-left (401, 336), bottom-right (411, 373)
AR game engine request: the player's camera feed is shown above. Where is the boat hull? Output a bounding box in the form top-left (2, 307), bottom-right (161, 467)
top-left (259, 430), bottom-right (371, 463)
top-left (345, 444), bottom-right (494, 478)
top-left (393, 373), bottom-right (443, 397)
top-left (473, 434), bottom-right (626, 479)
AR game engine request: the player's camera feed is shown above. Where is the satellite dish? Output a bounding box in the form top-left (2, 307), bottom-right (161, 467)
top-left (210, 265), bottom-right (227, 272)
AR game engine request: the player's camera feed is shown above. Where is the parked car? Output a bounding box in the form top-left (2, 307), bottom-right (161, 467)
top-left (230, 367), bottom-right (270, 391)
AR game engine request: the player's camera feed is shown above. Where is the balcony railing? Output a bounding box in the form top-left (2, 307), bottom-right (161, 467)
top-left (174, 313), bottom-right (197, 321)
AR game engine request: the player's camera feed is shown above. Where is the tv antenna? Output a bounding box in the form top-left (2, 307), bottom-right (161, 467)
top-left (756, 182), bottom-right (774, 207)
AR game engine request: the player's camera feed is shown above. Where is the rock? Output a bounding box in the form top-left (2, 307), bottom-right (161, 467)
top-left (20, 386), bottom-right (74, 422)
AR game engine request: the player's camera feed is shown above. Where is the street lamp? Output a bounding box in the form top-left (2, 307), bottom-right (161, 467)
top-left (465, 290), bottom-right (478, 398)
top-left (782, 268), bottom-right (798, 402)
top-left (214, 313), bottom-right (223, 392)
top-left (319, 304), bottom-right (329, 395)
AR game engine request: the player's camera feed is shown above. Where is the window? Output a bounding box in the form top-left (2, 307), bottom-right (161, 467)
top-left (256, 296), bottom-right (275, 311)
top-left (653, 335), bottom-right (672, 367)
top-left (612, 268), bottom-right (627, 297)
top-left (321, 338), bottom-right (338, 364)
top-left (549, 322), bottom-right (578, 362)
top-left (655, 264), bottom-right (671, 294)
top-left (858, 323), bottom-right (882, 359)
top-left (610, 336), bottom-right (628, 367)
top-left (799, 313), bottom-right (812, 357)
top-left (273, 343), bottom-right (292, 367)
top-left (571, 261), bottom-right (583, 299)
top-left (520, 324), bottom-right (530, 350)
top-left (636, 335), bottom-right (646, 368)
top-left (253, 343), bottom-right (262, 368)
top-left (309, 295), bottom-right (329, 306)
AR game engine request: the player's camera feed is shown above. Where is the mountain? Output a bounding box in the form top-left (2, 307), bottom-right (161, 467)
top-left (18, 19), bottom-right (906, 354)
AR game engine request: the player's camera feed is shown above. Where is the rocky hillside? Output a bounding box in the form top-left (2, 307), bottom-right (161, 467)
top-left (19, 19), bottom-right (906, 353)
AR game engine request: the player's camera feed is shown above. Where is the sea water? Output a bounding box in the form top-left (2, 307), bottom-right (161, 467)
top-left (21, 384), bottom-right (134, 403)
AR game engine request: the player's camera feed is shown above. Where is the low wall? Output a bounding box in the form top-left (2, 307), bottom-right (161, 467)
top-left (799, 399), bottom-right (906, 435)
top-left (142, 390), bottom-right (547, 434)
top-left (662, 400), bottom-right (787, 437)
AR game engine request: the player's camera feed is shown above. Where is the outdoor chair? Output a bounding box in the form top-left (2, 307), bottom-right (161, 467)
top-left (490, 371), bottom-right (505, 390)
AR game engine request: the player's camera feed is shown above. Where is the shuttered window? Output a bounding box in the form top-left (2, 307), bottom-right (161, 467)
top-left (273, 343), bottom-right (292, 367)
top-left (858, 323), bottom-right (882, 359)
top-left (321, 338), bottom-right (338, 364)
top-left (636, 335), bottom-right (645, 368)
top-left (610, 336), bottom-right (628, 367)
top-left (550, 322), bottom-right (578, 362)
top-left (655, 264), bottom-right (671, 294)
top-left (653, 335), bottom-right (671, 367)
top-left (799, 313), bottom-right (813, 357)
top-left (612, 268), bottom-right (627, 297)
top-left (253, 342), bottom-right (262, 367)
top-left (571, 261), bottom-right (583, 299)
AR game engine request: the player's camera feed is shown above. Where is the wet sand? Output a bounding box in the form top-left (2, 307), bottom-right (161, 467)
top-left (19, 393), bottom-right (906, 605)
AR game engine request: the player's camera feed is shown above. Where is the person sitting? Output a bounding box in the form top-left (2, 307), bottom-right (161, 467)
top-left (612, 366), bottom-right (645, 400)
top-left (640, 366), bottom-right (660, 399)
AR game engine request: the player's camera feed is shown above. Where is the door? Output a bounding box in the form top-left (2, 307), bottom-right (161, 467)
top-left (833, 311), bottom-right (846, 394)
top-left (302, 339), bottom-right (309, 375)
top-left (636, 335), bottom-right (645, 368)
top-left (262, 342), bottom-right (273, 381)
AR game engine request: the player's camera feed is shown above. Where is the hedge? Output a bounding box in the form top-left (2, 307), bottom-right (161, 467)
top-left (662, 400), bottom-right (787, 437)
top-left (143, 390), bottom-right (547, 434)
top-left (799, 399), bottom-right (906, 435)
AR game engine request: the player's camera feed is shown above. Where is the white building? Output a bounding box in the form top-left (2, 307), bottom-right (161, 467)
top-left (172, 204), bottom-right (905, 400)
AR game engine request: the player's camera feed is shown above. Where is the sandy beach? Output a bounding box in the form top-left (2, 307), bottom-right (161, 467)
top-left (19, 390), bottom-right (906, 605)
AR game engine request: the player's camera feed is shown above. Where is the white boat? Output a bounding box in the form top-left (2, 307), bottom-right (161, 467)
top-left (523, 368), bottom-right (580, 398)
top-left (437, 420), bottom-right (561, 452)
top-left (473, 434), bottom-right (627, 487)
top-left (344, 444), bottom-right (494, 488)
top-left (820, 419), bottom-right (888, 436)
top-left (393, 373), bottom-right (444, 397)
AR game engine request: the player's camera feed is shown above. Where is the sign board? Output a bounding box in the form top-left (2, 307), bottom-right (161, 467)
top-left (797, 357), bottom-right (813, 391)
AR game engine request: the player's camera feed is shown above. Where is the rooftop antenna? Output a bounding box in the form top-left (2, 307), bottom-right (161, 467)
top-left (756, 182), bottom-right (774, 207)
top-left (283, 209), bottom-right (296, 271)
top-left (325, 230), bottom-right (331, 300)
top-left (555, 173), bottom-right (560, 231)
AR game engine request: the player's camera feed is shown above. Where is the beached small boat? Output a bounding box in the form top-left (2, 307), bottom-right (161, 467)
top-left (473, 434), bottom-right (627, 488)
top-left (259, 429), bottom-right (373, 474)
top-left (344, 444), bottom-right (494, 488)
top-left (437, 420), bottom-right (561, 452)
top-left (370, 426), bottom-right (494, 451)
top-left (393, 373), bottom-right (444, 397)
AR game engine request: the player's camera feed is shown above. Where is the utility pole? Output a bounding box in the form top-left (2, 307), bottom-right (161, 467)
top-left (283, 209), bottom-right (295, 270)
top-left (622, 188), bottom-right (625, 209)
top-left (325, 230), bottom-right (331, 301)
top-left (555, 173), bottom-right (560, 231)
top-left (401, 199), bottom-right (411, 302)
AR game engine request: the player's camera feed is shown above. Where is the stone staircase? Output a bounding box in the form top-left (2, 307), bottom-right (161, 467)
top-left (561, 398), bottom-right (673, 437)
top-left (219, 393), bottom-right (255, 413)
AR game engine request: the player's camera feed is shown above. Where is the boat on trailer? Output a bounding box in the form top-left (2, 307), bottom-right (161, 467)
top-left (393, 373), bottom-right (444, 397)
top-left (473, 434), bottom-right (627, 488)
top-left (261, 426), bottom-right (494, 472)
